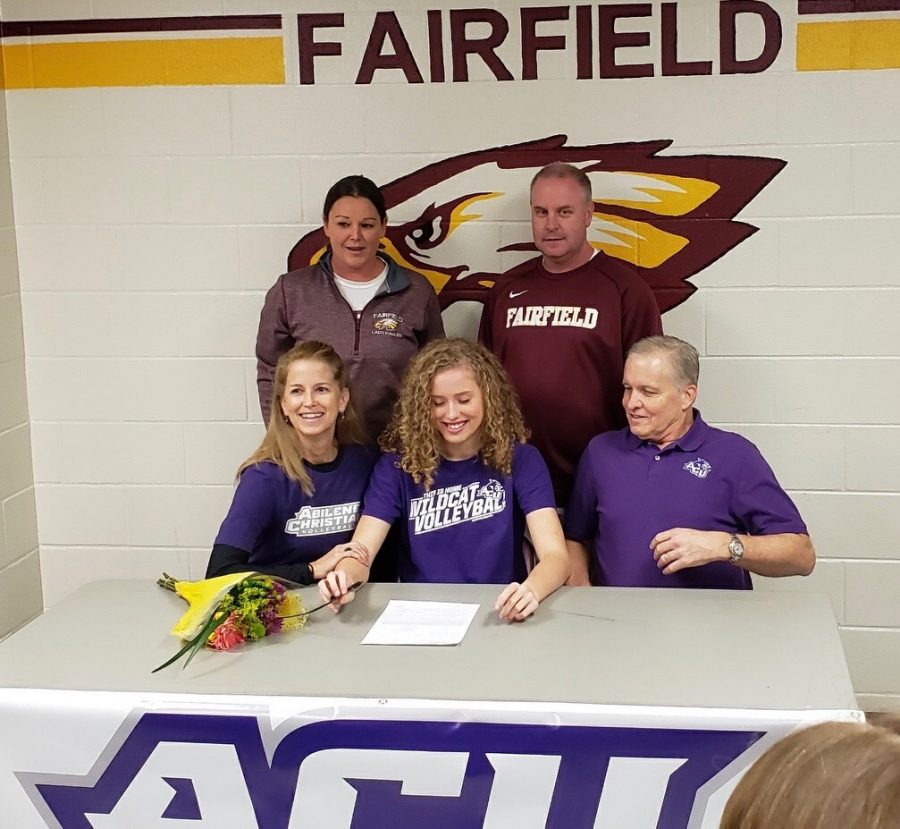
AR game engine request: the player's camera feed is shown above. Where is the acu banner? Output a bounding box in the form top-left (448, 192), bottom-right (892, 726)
top-left (1, 688), bottom-right (861, 828)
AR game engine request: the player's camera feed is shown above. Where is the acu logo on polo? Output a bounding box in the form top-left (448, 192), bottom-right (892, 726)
top-left (683, 458), bottom-right (712, 479)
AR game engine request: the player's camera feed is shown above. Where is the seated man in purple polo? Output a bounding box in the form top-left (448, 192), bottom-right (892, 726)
top-left (565, 335), bottom-right (815, 588)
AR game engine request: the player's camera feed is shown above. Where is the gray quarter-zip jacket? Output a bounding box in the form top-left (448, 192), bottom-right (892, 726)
top-left (256, 252), bottom-right (444, 441)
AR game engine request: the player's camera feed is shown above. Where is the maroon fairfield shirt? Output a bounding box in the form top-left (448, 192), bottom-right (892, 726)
top-left (565, 413), bottom-right (809, 589)
top-left (480, 253), bottom-right (661, 506)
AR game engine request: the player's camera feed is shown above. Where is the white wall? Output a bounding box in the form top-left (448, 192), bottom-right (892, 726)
top-left (1, 0), bottom-right (898, 710)
top-left (0, 77), bottom-right (41, 638)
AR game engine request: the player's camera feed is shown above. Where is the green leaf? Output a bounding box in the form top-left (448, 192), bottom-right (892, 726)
top-left (183, 612), bottom-right (227, 670)
top-left (152, 631), bottom-right (204, 674)
top-left (151, 611), bottom-right (225, 674)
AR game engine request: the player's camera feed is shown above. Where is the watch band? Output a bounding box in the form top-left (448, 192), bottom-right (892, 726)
top-left (728, 533), bottom-right (745, 564)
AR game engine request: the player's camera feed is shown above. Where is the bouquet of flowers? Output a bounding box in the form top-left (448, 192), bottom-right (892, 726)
top-left (153, 572), bottom-right (306, 673)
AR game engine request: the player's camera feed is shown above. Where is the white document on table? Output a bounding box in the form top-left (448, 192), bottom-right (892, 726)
top-left (361, 600), bottom-right (480, 646)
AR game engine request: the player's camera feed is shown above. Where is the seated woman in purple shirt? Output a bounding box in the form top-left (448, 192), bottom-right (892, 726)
top-left (319, 338), bottom-right (570, 621)
top-left (206, 341), bottom-right (374, 585)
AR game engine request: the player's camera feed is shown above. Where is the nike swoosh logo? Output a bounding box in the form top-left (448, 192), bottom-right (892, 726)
top-left (509, 290), bottom-right (528, 299)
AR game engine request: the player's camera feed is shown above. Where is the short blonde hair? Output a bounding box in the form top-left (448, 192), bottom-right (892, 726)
top-left (721, 717), bottom-right (900, 829)
top-left (380, 338), bottom-right (528, 490)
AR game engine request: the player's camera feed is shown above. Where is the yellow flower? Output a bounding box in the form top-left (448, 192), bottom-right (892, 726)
top-left (279, 591), bottom-right (307, 632)
top-left (169, 573), bottom-right (253, 640)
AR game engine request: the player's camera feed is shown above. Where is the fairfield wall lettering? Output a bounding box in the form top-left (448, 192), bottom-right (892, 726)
top-left (297, 2), bottom-right (782, 85)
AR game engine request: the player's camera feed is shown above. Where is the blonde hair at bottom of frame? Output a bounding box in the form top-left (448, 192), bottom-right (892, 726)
top-left (720, 716), bottom-right (900, 829)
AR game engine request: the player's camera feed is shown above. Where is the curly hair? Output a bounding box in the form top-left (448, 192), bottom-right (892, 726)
top-left (380, 338), bottom-right (528, 490)
top-left (240, 341), bottom-right (366, 495)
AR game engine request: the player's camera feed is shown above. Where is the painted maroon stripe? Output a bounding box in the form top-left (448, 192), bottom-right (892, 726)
top-left (0, 15), bottom-right (281, 39)
top-left (798, 0), bottom-right (900, 14)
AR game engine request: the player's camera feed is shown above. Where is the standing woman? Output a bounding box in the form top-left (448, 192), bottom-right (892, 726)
top-left (256, 175), bottom-right (444, 442)
top-left (319, 338), bottom-right (570, 621)
top-left (207, 341), bottom-right (374, 584)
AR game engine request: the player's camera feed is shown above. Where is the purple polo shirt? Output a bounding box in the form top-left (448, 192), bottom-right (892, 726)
top-left (363, 443), bottom-right (556, 584)
top-left (565, 412), bottom-right (808, 589)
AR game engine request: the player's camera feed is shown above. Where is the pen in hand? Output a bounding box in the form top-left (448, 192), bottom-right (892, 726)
top-left (282, 582), bottom-right (364, 618)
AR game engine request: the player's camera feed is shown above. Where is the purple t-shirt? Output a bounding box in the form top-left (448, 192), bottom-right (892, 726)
top-left (565, 413), bottom-right (808, 589)
top-left (215, 444), bottom-right (376, 568)
top-left (363, 443), bottom-right (556, 584)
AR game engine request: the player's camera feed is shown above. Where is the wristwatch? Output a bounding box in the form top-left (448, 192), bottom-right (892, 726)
top-left (728, 533), bottom-right (745, 564)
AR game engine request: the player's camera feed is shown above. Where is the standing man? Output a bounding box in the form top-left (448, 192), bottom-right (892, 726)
top-left (480, 162), bottom-right (662, 506)
top-left (565, 335), bottom-right (815, 588)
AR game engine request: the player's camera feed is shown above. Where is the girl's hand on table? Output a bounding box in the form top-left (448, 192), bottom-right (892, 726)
top-left (495, 582), bottom-right (539, 622)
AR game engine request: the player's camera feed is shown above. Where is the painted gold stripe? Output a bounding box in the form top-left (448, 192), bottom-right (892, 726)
top-left (798, 0), bottom-right (900, 13)
top-left (797, 19), bottom-right (900, 70)
top-left (1, 36), bottom-right (284, 89)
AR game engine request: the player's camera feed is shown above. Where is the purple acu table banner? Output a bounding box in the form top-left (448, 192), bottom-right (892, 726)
top-left (2, 690), bottom-right (859, 829)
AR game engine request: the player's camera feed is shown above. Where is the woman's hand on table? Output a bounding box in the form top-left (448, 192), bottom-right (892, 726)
top-left (494, 581), bottom-right (539, 622)
top-left (318, 569), bottom-right (358, 612)
top-left (310, 542), bottom-right (369, 581)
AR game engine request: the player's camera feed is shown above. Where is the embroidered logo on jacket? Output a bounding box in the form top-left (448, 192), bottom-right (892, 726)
top-left (372, 312), bottom-right (403, 336)
top-left (683, 458), bottom-right (712, 479)
top-left (408, 480), bottom-right (506, 534)
top-left (285, 502), bottom-right (360, 536)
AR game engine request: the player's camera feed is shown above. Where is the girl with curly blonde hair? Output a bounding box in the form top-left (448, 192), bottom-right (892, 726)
top-left (320, 338), bottom-right (570, 621)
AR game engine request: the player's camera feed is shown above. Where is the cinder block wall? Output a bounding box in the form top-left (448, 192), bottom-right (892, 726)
top-left (1, 0), bottom-right (898, 709)
top-left (0, 81), bottom-right (41, 637)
